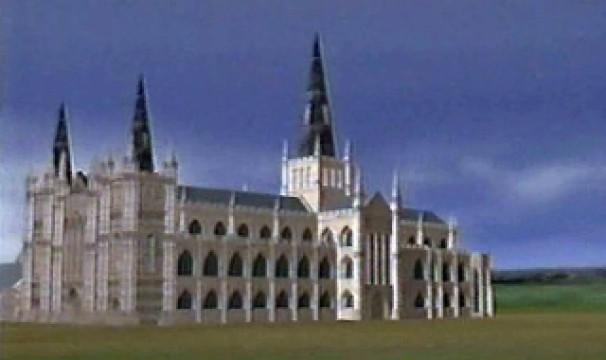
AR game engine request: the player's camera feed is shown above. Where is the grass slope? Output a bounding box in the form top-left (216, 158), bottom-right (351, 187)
top-left (2, 282), bottom-right (606, 360)
top-left (2, 314), bottom-right (606, 360)
top-left (495, 282), bottom-right (606, 313)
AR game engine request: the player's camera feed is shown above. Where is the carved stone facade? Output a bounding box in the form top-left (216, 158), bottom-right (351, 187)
top-left (18, 36), bottom-right (493, 325)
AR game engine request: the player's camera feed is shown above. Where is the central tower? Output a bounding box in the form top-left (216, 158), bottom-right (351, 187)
top-left (281, 35), bottom-right (355, 212)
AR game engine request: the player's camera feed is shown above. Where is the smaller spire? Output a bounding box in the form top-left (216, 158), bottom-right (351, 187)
top-left (343, 140), bottom-right (351, 161)
top-left (282, 139), bottom-right (289, 161)
top-left (391, 170), bottom-right (403, 209)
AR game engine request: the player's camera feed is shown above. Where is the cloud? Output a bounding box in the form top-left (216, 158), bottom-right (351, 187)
top-left (461, 157), bottom-right (606, 204)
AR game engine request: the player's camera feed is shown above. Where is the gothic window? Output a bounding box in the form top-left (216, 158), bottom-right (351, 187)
top-left (147, 235), bottom-right (156, 273)
top-left (423, 237), bottom-right (432, 247)
top-left (237, 224), bottom-right (249, 238)
top-left (443, 293), bottom-right (451, 308)
top-left (111, 298), bottom-right (120, 311)
top-left (340, 227), bottom-right (353, 247)
top-left (413, 259), bottom-right (424, 280)
top-left (321, 228), bottom-right (333, 245)
top-left (252, 291), bottom-right (266, 309)
top-left (439, 238), bottom-right (447, 249)
top-left (228, 253), bottom-right (243, 277)
top-left (458, 263), bottom-right (466, 282)
top-left (188, 220), bottom-right (202, 235)
top-left (442, 263), bottom-right (451, 282)
top-left (302, 228), bottom-right (313, 242)
top-left (459, 292), bottom-right (466, 308)
top-left (203, 251), bottom-right (218, 276)
top-left (228, 291), bottom-right (243, 309)
top-left (214, 222), bottom-right (226, 236)
top-left (341, 257), bottom-right (353, 279)
top-left (298, 292), bottom-right (310, 308)
top-left (318, 257), bottom-right (331, 279)
top-left (408, 236), bottom-right (416, 246)
top-left (177, 290), bottom-right (192, 310)
top-left (414, 293), bottom-right (425, 308)
top-left (177, 250), bottom-right (193, 276)
top-left (474, 270), bottom-right (480, 313)
top-left (203, 290), bottom-right (218, 309)
top-left (319, 291), bottom-right (331, 308)
top-left (259, 225), bottom-right (272, 240)
top-left (275, 255), bottom-right (289, 278)
top-left (276, 291), bottom-right (289, 309)
top-left (342, 291), bottom-right (354, 308)
top-left (280, 227), bottom-right (292, 242)
top-left (297, 256), bottom-right (310, 278)
top-left (252, 254), bottom-right (267, 277)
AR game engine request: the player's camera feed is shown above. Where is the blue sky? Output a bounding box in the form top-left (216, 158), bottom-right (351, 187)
top-left (2, 1), bottom-right (606, 269)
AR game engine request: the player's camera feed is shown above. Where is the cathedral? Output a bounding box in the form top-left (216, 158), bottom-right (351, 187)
top-left (18, 36), bottom-right (494, 325)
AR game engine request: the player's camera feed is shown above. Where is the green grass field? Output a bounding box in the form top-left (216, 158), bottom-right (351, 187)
top-left (2, 283), bottom-right (606, 360)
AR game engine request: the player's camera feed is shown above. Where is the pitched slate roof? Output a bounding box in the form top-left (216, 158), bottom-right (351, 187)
top-left (0, 262), bottom-right (21, 290)
top-left (177, 186), bottom-right (310, 212)
top-left (399, 208), bottom-right (446, 225)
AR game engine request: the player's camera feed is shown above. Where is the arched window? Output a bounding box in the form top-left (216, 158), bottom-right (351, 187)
top-left (228, 291), bottom-right (243, 309)
top-left (318, 257), bottom-right (331, 279)
top-left (252, 254), bottom-right (266, 277)
top-left (321, 228), bottom-right (333, 245)
top-left (298, 292), bottom-right (310, 308)
top-left (302, 228), bottom-right (313, 242)
top-left (342, 291), bottom-right (354, 308)
top-left (414, 293), bottom-right (425, 308)
top-left (423, 237), bottom-right (432, 247)
top-left (237, 224), bottom-right (249, 238)
top-left (443, 293), bottom-right (451, 308)
top-left (319, 291), bottom-right (331, 308)
top-left (177, 290), bottom-right (192, 310)
top-left (214, 222), bottom-right (226, 236)
top-left (275, 291), bottom-right (289, 308)
top-left (275, 255), bottom-right (289, 278)
top-left (413, 259), bottom-right (424, 280)
top-left (459, 292), bottom-right (466, 308)
top-left (111, 298), bottom-right (120, 311)
top-left (228, 253), bottom-right (243, 277)
top-left (177, 250), bottom-right (193, 276)
top-left (297, 256), bottom-right (310, 278)
top-left (252, 291), bottom-right (267, 309)
top-left (259, 225), bottom-right (271, 240)
top-left (203, 251), bottom-right (218, 276)
top-left (340, 227), bottom-right (353, 247)
top-left (280, 227), bottom-right (292, 242)
top-left (408, 236), bottom-right (416, 246)
top-left (458, 263), bottom-right (466, 282)
top-left (442, 263), bottom-right (451, 282)
top-left (439, 238), bottom-right (447, 249)
top-left (188, 220), bottom-right (202, 235)
top-left (474, 270), bottom-right (480, 313)
top-left (203, 290), bottom-right (218, 309)
top-left (341, 257), bottom-right (353, 279)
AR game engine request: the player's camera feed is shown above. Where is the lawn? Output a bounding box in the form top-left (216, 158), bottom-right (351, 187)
top-left (2, 283), bottom-right (606, 360)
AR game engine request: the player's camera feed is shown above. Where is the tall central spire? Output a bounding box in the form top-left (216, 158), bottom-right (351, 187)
top-left (53, 103), bottom-right (72, 184)
top-left (132, 75), bottom-right (155, 172)
top-left (297, 34), bottom-right (337, 158)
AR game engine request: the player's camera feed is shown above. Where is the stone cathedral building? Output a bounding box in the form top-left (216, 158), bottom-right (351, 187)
top-left (18, 36), bottom-right (493, 325)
